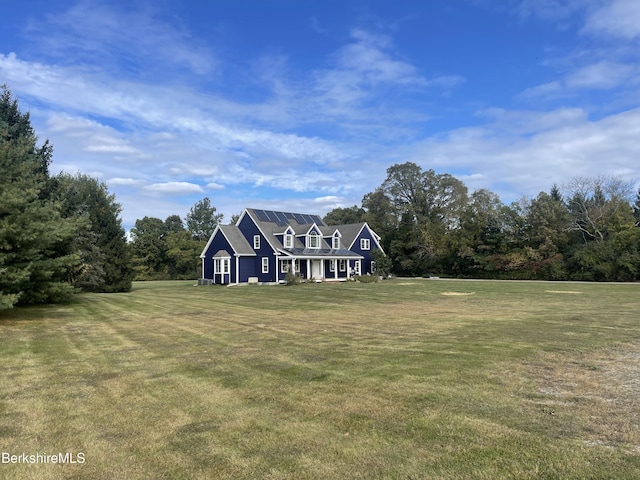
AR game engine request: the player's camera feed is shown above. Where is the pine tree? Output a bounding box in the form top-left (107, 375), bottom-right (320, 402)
top-left (0, 86), bottom-right (80, 309)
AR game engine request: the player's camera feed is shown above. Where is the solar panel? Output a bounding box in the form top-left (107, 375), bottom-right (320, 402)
top-left (285, 212), bottom-right (295, 219)
top-left (264, 210), bottom-right (276, 222)
top-left (255, 209), bottom-right (269, 221)
top-left (293, 213), bottom-right (305, 224)
top-left (274, 211), bottom-right (288, 226)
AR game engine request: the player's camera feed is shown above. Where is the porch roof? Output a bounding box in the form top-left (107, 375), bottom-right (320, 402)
top-left (277, 248), bottom-right (363, 259)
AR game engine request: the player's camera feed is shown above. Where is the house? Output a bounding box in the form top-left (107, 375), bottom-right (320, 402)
top-left (200, 208), bottom-right (384, 285)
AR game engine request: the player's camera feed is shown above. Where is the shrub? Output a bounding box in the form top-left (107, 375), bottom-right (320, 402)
top-left (284, 270), bottom-right (301, 286)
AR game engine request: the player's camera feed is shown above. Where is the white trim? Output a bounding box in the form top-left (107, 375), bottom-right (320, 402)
top-left (332, 236), bottom-right (340, 249)
top-left (360, 238), bottom-right (371, 250)
top-left (253, 235), bottom-right (260, 249)
top-left (354, 260), bottom-right (361, 275)
top-left (262, 257), bottom-right (269, 274)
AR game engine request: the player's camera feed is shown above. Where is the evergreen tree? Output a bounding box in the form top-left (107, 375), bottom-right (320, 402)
top-left (50, 173), bottom-right (133, 292)
top-left (0, 86), bottom-right (80, 309)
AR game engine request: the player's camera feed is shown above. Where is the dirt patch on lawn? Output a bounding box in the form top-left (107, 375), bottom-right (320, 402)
top-left (514, 342), bottom-right (640, 453)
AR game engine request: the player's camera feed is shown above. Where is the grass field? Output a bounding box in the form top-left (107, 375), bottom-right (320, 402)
top-left (1, 279), bottom-right (639, 479)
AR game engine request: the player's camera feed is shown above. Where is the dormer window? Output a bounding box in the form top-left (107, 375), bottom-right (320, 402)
top-left (332, 236), bottom-right (340, 249)
top-left (284, 233), bottom-right (293, 249)
top-left (308, 232), bottom-right (320, 249)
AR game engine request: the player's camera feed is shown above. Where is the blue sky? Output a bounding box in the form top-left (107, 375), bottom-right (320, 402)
top-left (2, 0), bottom-right (640, 230)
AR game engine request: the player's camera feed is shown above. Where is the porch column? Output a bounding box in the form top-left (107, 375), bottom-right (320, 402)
top-left (334, 259), bottom-right (338, 279)
top-left (307, 259), bottom-right (311, 279)
top-left (320, 258), bottom-right (325, 280)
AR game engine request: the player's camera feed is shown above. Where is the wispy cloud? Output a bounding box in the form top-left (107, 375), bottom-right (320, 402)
top-left (583, 0), bottom-right (640, 39)
top-left (29, 1), bottom-right (216, 76)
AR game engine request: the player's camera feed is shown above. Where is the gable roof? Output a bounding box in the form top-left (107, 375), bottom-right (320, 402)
top-left (242, 208), bottom-right (329, 252)
top-left (237, 208), bottom-right (383, 256)
top-left (200, 224), bottom-right (256, 258)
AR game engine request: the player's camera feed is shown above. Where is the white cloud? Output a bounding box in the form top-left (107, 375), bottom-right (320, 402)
top-left (206, 182), bottom-right (225, 190)
top-left (403, 106), bottom-right (640, 201)
top-left (583, 0), bottom-right (640, 39)
top-left (145, 182), bottom-right (205, 194)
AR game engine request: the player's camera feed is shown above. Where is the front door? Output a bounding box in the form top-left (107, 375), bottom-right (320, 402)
top-left (311, 260), bottom-right (322, 280)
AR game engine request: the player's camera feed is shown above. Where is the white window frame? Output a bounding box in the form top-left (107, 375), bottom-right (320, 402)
top-left (284, 233), bottom-right (293, 249)
top-left (253, 235), bottom-right (261, 249)
top-left (280, 260), bottom-right (290, 273)
top-left (360, 238), bottom-right (371, 250)
top-left (371, 260), bottom-right (376, 274)
top-left (262, 257), bottom-right (269, 274)
top-left (308, 232), bottom-right (320, 248)
top-left (332, 236), bottom-right (340, 249)
top-left (354, 260), bottom-right (361, 275)
top-left (329, 259), bottom-right (336, 272)
top-left (214, 258), bottom-right (230, 275)
top-left (339, 259), bottom-right (346, 272)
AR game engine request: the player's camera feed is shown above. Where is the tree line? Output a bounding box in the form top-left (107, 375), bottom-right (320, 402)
top-left (324, 162), bottom-right (640, 281)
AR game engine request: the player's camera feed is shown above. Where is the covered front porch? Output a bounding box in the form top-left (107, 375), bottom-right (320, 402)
top-left (276, 252), bottom-right (363, 283)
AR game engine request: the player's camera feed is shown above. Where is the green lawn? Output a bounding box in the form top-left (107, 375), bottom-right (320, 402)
top-left (1, 279), bottom-right (639, 479)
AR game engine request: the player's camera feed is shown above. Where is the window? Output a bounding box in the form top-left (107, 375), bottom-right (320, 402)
top-left (262, 257), bottom-right (269, 274)
top-left (329, 259), bottom-right (336, 272)
top-left (214, 258), bottom-right (229, 274)
top-left (354, 260), bottom-right (361, 275)
top-left (332, 236), bottom-right (340, 249)
top-left (253, 235), bottom-right (260, 249)
top-left (360, 238), bottom-right (371, 250)
top-left (339, 259), bottom-right (346, 272)
top-left (371, 260), bottom-right (376, 274)
top-left (280, 260), bottom-right (299, 273)
top-left (308, 232), bottom-right (320, 248)
top-left (284, 233), bottom-right (293, 249)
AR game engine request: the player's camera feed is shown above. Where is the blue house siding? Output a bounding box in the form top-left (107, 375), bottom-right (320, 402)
top-left (349, 227), bottom-right (379, 275)
top-left (238, 257), bottom-right (255, 283)
top-left (237, 214), bottom-right (277, 282)
top-left (202, 231), bottom-right (235, 284)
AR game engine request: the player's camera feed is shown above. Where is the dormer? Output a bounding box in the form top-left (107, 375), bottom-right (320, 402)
top-left (282, 226), bottom-right (295, 249)
top-left (331, 230), bottom-right (341, 250)
top-left (304, 224), bottom-right (322, 249)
